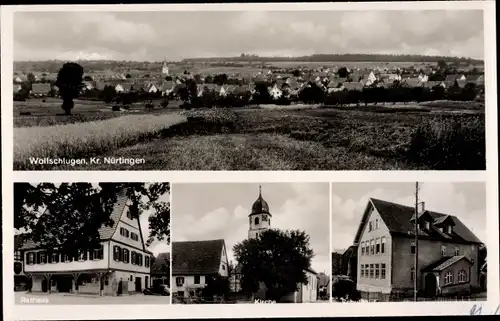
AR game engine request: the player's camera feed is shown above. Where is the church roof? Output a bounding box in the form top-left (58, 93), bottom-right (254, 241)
top-left (250, 186), bottom-right (271, 216)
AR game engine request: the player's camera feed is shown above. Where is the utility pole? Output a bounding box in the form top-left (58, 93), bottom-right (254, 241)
top-left (414, 182), bottom-right (420, 302)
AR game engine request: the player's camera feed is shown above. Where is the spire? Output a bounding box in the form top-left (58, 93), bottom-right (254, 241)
top-left (259, 185), bottom-right (262, 197)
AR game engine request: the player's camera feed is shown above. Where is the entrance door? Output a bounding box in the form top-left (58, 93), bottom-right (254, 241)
top-left (135, 277), bottom-right (142, 292)
top-left (424, 273), bottom-right (437, 298)
top-left (41, 278), bottom-right (48, 292)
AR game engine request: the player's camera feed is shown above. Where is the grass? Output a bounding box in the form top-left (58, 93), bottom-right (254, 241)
top-left (13, 102), bottom-right (485, 170)
top-left (14, 113), bottom-right (187, 170)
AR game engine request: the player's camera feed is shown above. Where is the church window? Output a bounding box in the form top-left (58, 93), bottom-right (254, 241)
top-left (444, 271), bottom-right (453, 285)
top-left (458, 270), bottom-right (466, 283)
top-left (255, 217), bottom-right (260, 225)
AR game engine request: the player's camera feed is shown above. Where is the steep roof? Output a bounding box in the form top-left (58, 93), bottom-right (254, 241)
top-left (19, 191), bottom-right (129, 250)
top-left (172, 239), bottom-right (225, 275)
top-left (151, 252), bottom-right (170, 275)
top-left (250, 186), bottom-right (271, 216)
top-left (353, 198), bottom-right (482, 245)
top-left (422, 255), bottom-right (472, 272)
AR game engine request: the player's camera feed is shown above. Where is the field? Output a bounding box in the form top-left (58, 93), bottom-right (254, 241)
top-left (13, 98), bottom-right (485, 171)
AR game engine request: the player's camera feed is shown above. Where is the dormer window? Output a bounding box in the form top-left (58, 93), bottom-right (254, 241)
top-left (447, 225), bottom-right (452, 234)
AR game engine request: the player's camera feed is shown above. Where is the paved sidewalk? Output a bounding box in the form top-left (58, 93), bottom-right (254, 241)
top-left (15, 291), bottom-right (171, 305)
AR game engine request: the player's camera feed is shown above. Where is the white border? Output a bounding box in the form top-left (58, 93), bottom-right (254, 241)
top-left (2, 1), bottom-right (498, 319)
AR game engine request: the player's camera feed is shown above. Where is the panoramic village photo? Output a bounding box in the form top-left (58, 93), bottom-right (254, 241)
top-left (171, 183), bottom-right (330, 304)
top-left (14, 182), bottom-right (171, 304)
top-left (330, 182), bottom-right (487, 302)
top-left (12, 9), bottom-right (486, 171)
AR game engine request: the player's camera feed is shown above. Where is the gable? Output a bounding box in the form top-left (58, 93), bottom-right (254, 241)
top-left (110, 201), bottom-right (147, 250)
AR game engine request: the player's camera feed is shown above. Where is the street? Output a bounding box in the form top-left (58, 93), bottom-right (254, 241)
top-left (15, 291), bottom-right (171, 305)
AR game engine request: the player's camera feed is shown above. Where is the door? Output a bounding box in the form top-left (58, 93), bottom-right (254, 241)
top-left (424, 273), bottom-right (437, 298)
top-left (41, 278), bottom-right (48, 292)
top-left (135, 277), bottom-right (142, 292)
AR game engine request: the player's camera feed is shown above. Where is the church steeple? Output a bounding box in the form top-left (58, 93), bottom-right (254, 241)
top-left (248, 185), bottom-right (271, 239)
top-left (162, 57), bottom-right (169, 76)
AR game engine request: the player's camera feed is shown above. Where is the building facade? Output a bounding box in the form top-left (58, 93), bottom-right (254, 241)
top-left (19, 192), bottom-right (152, 296)
top-left (171, 239), bottom-right (229, 298)
top-left (353, 198), bottom-right (483, 301)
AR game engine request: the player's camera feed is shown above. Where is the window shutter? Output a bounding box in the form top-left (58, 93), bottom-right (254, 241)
top-left (118, 246), bottom-right (122, 261)
top-left (113, 246), bottom-right (118, 261)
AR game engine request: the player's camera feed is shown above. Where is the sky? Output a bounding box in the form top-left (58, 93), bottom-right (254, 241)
top-left (13, 10), bottom-right (484, 61)
top-left (331, 182), bottom-right (487, 253)
top-left (15, 183), bottom-right (170, 257)
top-left (172, 183), bottom-right (330, 275)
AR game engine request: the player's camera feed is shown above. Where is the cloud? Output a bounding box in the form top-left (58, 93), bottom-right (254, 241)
top-left (172, 183), bottom-right (330, 274)
top-left (13, 10), bottom-right (484, 61)
top-left (331, 182), bottom-right (487, 252)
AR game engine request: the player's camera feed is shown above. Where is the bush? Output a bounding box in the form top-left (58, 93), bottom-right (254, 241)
top-left (407, 116), bottom-right (485, 170)
top-left (112, 105), bottom-right (121, 111)
top-left (332, 278), bottom-right (361, 302)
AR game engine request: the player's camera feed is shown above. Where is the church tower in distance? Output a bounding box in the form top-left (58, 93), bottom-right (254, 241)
top-left (248, 185), bottom-right (272, 239)
top-left (162, 57), bottom-right (169, 75)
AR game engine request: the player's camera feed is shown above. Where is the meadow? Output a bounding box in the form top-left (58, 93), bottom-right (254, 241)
top-left (13, 100), bottom-right (485, 171)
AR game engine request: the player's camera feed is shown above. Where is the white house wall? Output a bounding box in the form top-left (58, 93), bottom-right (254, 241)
top-left (108, 240), bottom-right (150, 274)
top-left (24, 243), bottom-right (110, 273)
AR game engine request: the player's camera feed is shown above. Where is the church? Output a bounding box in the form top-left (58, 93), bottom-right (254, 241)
top-left (231, 186), bottom-right (319, 303)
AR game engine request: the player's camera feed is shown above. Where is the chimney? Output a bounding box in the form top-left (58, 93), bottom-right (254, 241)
top-left (418, 202), bottom-right (425, 215)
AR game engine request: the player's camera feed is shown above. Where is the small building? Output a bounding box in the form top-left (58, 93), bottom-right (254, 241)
top-left (151, 252), bottom-right (170, 288)
top-left (172, 239), bottom-right (229, 298)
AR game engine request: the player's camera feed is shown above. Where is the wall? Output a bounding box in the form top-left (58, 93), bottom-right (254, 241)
top-left (173, 275), bottom-right (206, 297)
top-left (108, 240), bottom-right (151, 274)
top-left (219, 245), bottom-right (229, 277)
top-left (357, 205), bottom-right (392, 294)
top-left (111, 204), bottom-right (146, 248)
top-left (392, 236), bottom-right (479, 292)
top-left (438, 258), bottom-right (474, 291)
top-left (112, 270), bottom-right (150, 294)
top-left (24, 243), bottom-right (109, 273)
top-left (248, 213), bottom-right (271, 239)
top-left (301, 272), bottom-right (318, 302)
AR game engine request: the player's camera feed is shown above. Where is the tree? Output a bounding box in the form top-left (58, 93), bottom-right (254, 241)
top-left (100, 85), bottom-right (117, 103)
top-left (27, 72), bottom-right (36, 84)
top-left (201, 275), bottom-right (230, 298)
top-left (437, 59), bottom-right (448, 70)
top-left (298, 82), bottom-right (325, 104)
top-left (83, 75), bottom-right (93, 81)
top-left (55, 62), bottom-right (84, 115)
top-left (14, 183), bottom-right (170, 255)
top-left (292, 69), bottom-right (301, 77)
top-left (233, 229), bottom-right (314, 302)
top-left (125, 73), bottom-right (132, 79)
top-left (252, 82), bottom-right (272, 104)
top-left (177, 79), bottom-right (198, 104)
top-left (337, 67), bottom-right (349, 78)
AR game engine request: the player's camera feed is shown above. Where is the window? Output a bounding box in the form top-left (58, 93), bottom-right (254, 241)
top-left (130, 275), bottom-right (133, 281)
top-left (369, 264), bottom-right (374, 278)
top-left (104, 276), bottom-right (109, 285)
top-left (14, 251), bottom-right (21, 261)
top-left (375, 219), bottom-right (379, 229)
top-left (262, 215), bottom-right (268, 222)
top-left (131, 251), bottom-right (136, 265)
top-left (447, 225), bottom-right (452, 234)
top-left (411, 242), bottom-right (416, 254)
top-left (425, 221), bottom-right (430, 230)
top-left (439, 227), bottom-right (444, 233)
top-left (120, 227), bottom-right (126, 236)
top-left (411, 268), bottom-right (415, 281)
top-left (194, 276), bottom-right (200, 284)
top-left (131, 233), bottom-right (139, 241)
top-left (78, 250), bottom-right (87, 261)
top-left (375, 264), bottom-right (380, 279)
top-left (458, 270), bottom-right (467, 283)
top-left (176, 277), bottom-right (185, 286)
top-left (381, 237), bottom-right (386, 254)
top-left (123, 249), bottom-right (129, 264)
top-left (455, 247), bottom-right (460, 256)
top-left (365, 242), bottom-right (370, 256)
top-left (441, 246), bottom-right (446, 256)
top-left (444, 271), bottom-right (453, 285)
top-left (361, 264), bottom-right (364, 278)
top-left (381, 264), bottom-right (386, 279)
top-left (361, 242), bottom-right (365, 255)
top-left (370, 240), bottom-right (375, 255)
top-left (27, 252), bottom-right (35, 265)
top-left (177, 291), bottom-right (184, 297)
top-left (50, 252), bottom-right (59, 263)
top-left (376, 238), bottom-right (381, 254)
top-left (92, 246), bottom-right (104, 260)
top-left (222, 264), bottom-right (226, 270)
top-left (145, 256), bottom-right (150, 268)
top-left (369, 221), bottom-right (373, 232)
top-left (256, 232), bottom-right (259, 238)
top-left (113, 246), bottom-right (122, 261)
top-left (255, 217), bottom-right (260, 225)
top-left (39, 252), bottom-right (47, 264)
top-left (63, 254), bottom-right (71, 263)
top-left (126, 210), bottom-right (133, 220)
